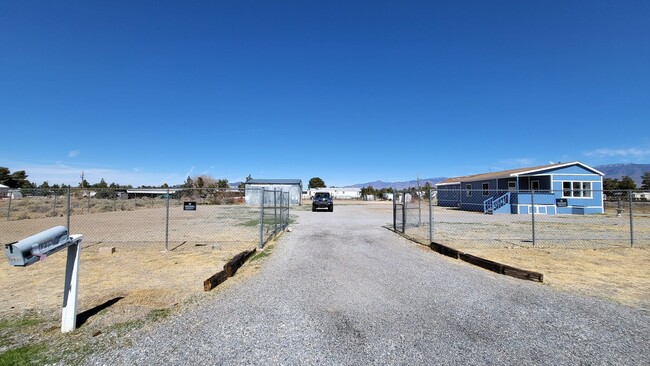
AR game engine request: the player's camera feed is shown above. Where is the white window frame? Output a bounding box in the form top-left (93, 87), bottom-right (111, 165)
top-left (508, 181), bottom-right (516, 192)
top-left (563, 181), bottom-right (572, 197)
top-left (581, 182), bottom-right (592, 198)
top-left (562, 181), bottom-right (594, 198)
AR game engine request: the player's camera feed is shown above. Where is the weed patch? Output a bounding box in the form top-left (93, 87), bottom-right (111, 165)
top-left (0, 344), bottom-right (48, 366)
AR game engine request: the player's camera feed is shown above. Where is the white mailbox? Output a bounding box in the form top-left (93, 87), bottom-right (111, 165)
top-left (5, 226), bottom-right (72, 266)
top-left (4, 226), bottom-right (83, 333)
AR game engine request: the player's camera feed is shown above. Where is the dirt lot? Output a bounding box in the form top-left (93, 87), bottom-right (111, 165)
top-left (465, 247), bottom-right (649, 310)
top-left (0, 239), bottom-right (266, 364)
top-left (393, 201), bottom-right (649, 311)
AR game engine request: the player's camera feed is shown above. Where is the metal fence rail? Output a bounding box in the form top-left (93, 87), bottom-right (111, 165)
top-left (393, 189), bottom-right (650, 249)
top-left (0, 187), bottom-right (290, 251)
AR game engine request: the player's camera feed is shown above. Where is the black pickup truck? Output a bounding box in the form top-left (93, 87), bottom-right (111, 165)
top-left (312, 192), bottom-right (333, 212)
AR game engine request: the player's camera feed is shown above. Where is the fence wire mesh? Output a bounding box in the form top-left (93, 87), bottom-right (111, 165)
top-left (0, 187), bottom-right (291, 252)
top-left (394, 189), bottom-right (650, 250)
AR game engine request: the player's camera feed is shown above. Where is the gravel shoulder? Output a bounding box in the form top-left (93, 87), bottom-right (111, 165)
top-left (85, 203), bottom-right (650, 365)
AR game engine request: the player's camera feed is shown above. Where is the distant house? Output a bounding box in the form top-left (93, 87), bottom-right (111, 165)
top-left (632, 192), bottom-right (650, 201)
top-left (126, 188), bottom-right (181, 198)
top-left (307, 187), bottom-right (361, 200)
top-left (0, 184), bottom-right (22, 199)
top-left (0, 184), bottom-right (9, 199)
top-left (245, 179), bottom-right (303, 206)
top-left (436, 161), bottom-right (604, 215)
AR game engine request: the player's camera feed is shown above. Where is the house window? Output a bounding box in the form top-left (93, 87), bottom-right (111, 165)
top-left (531, 180), bottom-right (540, 191)
top-left (562, 181), bottom-right (593, 198)
top-left (582, 182), bottom-right (592, 198)
top-left (563, 182), bottom-right (571, 197)
top-left (482, 183), bottom-right (489, 196)
top-left (508, 181), bottom-right (516, 192)
top-left (466, 184), bottom-right (472, 197)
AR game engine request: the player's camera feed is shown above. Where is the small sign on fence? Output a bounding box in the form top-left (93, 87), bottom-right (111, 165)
top-left (183, 202), bottom-right (197, 211)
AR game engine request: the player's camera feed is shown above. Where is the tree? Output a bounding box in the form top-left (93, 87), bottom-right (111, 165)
top-left (618, 176), bottom-right (637, 190)
top-left (423, 182), bottom-right (433, 199)
top-left (361, 185), bottom-right (376, 197)
top-left (0, 167), bottom-right (9, 184)
top-left (217, 179), bottom-right (229, 189)
top-left (308, 177), bottom-right (326, 189)
top-left (0, 167), bottom-right (33, 189)
top-left (238, 175), bottom-right (252, 189)
top-left (603, 178), bottom-right (620, 192)
top-left (642, 171), bottom-right (650, 190)
top-left (182, 176), bottom-right (194, 189)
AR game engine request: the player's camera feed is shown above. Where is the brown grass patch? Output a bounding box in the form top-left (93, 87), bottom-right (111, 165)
top-left (465, 247), bottom-right (650, 310)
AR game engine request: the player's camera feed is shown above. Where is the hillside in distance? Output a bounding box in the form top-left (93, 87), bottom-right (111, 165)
top-left (350, 178), bottom-right (447, 190)
top-left (595, 163), bottom-right (650, 186)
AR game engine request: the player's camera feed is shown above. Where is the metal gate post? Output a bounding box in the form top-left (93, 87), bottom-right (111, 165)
top-left (6, 194), bottom-right (12, 221)
top-left (531, 190), bottom-right (535, 247)
top-left (418, 191), bottom-right (422, 226)
top-left (67, 187), bottom-right (71, 233)
top-left (279, 191), bottom-right (283, 231)
top-left (274, 190), bottom-right (278, 235)
top-left (429, 188), bottom-right (433, 244)
top-left (165, 188), bottom-right (170, 251)
top-left (286, 192), bottom-right (290, 227)
top-left (629, 190), bottom-right (634, 248)
top-left (259, 189), bottom-right (265, 249)
top-left (402, 194), bottom-right (407, 233)
top-left (390, 197), bottom-right (395, 230)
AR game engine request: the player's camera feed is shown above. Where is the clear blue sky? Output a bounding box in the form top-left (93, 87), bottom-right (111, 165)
top-left (1, 1), bottom-right (649, 187)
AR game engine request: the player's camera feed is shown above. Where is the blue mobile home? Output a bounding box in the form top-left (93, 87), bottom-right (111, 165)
top-left (436, 162), bottom-right (604, 215)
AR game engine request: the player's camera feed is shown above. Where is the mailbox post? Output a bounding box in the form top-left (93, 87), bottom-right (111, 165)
top-left (4, 226), bottom-right (83, 333)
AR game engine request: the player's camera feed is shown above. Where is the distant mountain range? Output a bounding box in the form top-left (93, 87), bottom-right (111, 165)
top-left (349, 164), bottom-right (649, 189)
top-left (349, 178), bottom-right (448, 190)
top-left (594, 163), bottom-right (650, 186)
top-left (228, 163), bottom-right (649, 190)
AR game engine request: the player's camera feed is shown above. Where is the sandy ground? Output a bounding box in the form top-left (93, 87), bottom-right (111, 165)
top-left (0, 244), bottom-right (255, 326)
top-left (465, 247), bottom-right (650, 310)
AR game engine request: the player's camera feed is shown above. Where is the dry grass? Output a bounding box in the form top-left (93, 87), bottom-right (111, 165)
top-left (0, 245), bottom-right (252, 323)
top-left (0, 243), bottom-right (264, 364)
top-left (465, 247), bottom-right (650, 310)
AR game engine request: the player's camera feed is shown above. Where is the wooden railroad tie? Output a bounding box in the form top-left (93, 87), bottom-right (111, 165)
top-left (430, 242), bottom-right (543, 283)
top-left (204, 248), bottom-right (257, 291)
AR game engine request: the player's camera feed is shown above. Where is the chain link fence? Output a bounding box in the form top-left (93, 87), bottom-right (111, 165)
top-left (394, 189), bottom-right (650, 250)
top-left (0, 187), bottom-right (290, 252)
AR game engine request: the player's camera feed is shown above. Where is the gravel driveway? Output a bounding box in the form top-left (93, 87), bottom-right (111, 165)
top-left (86, 203), bottom-right (650, 365)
